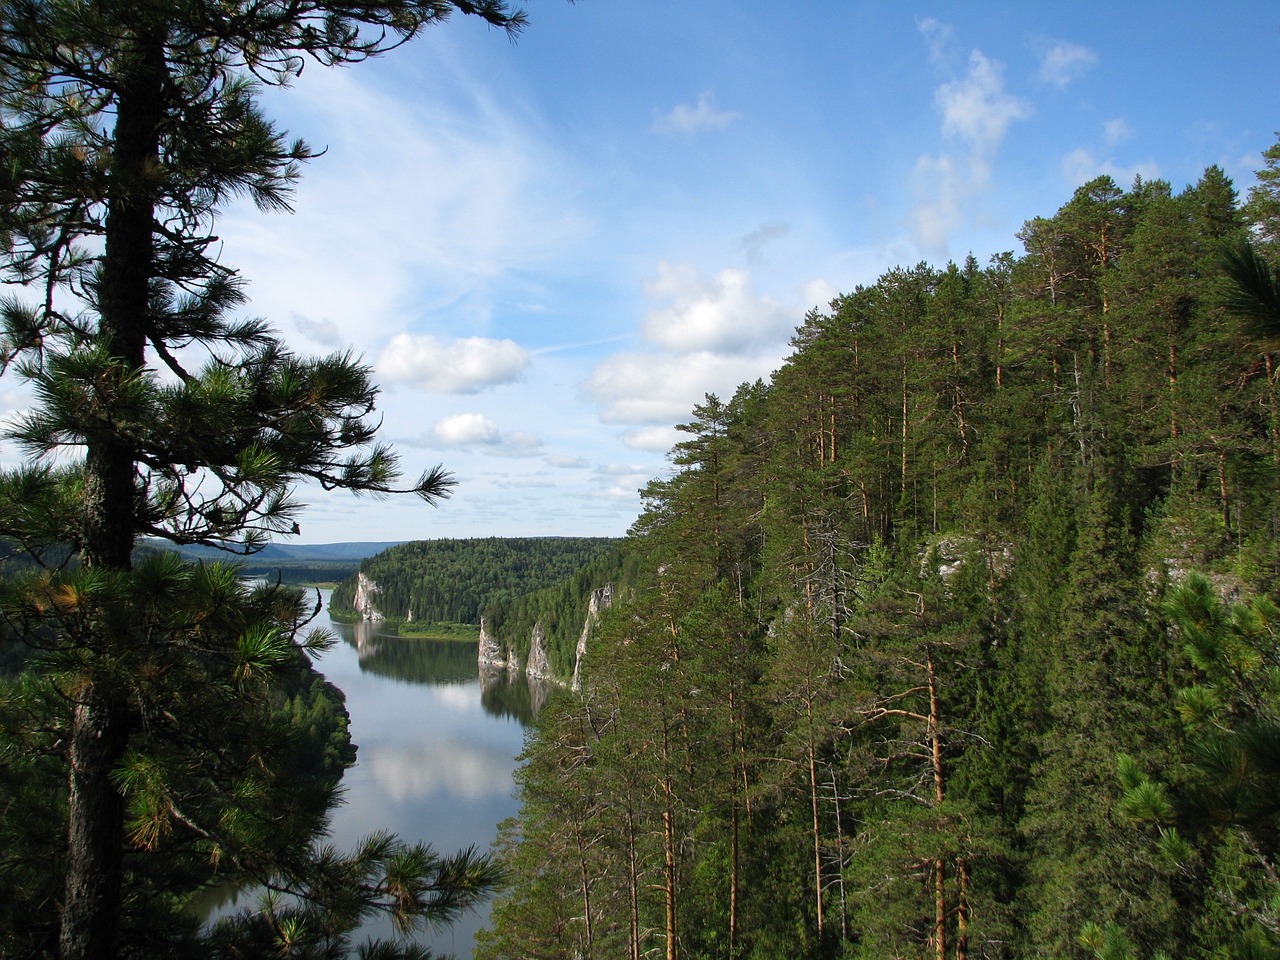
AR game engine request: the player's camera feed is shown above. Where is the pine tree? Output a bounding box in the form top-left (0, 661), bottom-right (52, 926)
top-left (0, 2), bottom-right (523, 957)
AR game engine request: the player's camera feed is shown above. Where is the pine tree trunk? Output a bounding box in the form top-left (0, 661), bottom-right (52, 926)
top-left (808, 703), bottom-right (825, 938)
top-left (61, 24), bottom-right (165, 960)
top-left (59, 689), bottom-right (130, 960)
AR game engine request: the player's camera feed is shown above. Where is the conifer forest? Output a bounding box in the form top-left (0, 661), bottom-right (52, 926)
top-left (476, 148), bottom-right (1280, 960)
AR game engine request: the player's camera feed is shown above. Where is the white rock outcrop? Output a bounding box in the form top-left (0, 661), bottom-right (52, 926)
top-left (571, 583), bottom-right (614, 691)
top-left (352, 572), bottom-right (385, 621)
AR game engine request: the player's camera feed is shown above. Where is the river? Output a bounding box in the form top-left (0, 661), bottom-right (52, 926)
top-left (308, 589), bottom-right (535, 957)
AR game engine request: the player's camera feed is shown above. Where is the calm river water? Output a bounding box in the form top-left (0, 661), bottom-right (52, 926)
top-left (310, 589), bottom-right (535, 957)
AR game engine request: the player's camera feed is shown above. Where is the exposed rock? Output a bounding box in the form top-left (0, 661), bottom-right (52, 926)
top-left (572, 583), bottom-right (614, 691)
top-left (352, 572), bottom-right (385, 621)
top-left (526, 621), bottom-right (552, 680)
top-left (477, 616), bottom-right (514, 670)
top-left (922, 535), bottom-right (1012, 584)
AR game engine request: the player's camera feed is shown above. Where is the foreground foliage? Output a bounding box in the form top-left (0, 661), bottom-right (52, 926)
top-left (0, 0), bottom-right (525, 956)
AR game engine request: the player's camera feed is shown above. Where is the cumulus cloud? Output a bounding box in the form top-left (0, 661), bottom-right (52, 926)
top-left (1036, 40), bottom-right (1098, 88)
top-left (376, 334), bottom-right (531, 393)
top-left (433, 412), bottom-right (500, 446)
top-left (424, 413), bottom-right (543, 457)
top-left (642, 262), bottom-right (794, 355)
top-left (910, 45), bottom-right (1031, 257)
top-left (653, 91), bottom-right (739, 135)
top-left (584, 262), bottom-right (798, 427)
top-left (586, 347), bottom-right (785, 426)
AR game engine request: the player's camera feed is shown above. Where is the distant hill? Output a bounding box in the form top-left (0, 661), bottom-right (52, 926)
top-left (153, 541), bottom-right (404, 562)
top-left (141, 540), bottom-right (403, 584)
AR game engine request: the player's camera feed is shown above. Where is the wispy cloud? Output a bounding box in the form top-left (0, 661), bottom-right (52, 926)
top-left (376, 334), bottom-right (530, 393)
top-left (916, 17), bottom-right (954, 67)
top-left (1061, 148), bottom-right (1160, 188)
top-left (910, 42), bottom-right (1032, 257)
top-left (220, 66), bottom-right (590, 353)
top-left (937, 52), bottom-right (1032, 150)
top-left (653, 91), bottom-right (739, 135)
top-left (1035, 39), bottom-right (1098, 88)
top-left (1104, 118), bottom-right (1133, 147)
top-left (738, 221), bottom-right (790, 263)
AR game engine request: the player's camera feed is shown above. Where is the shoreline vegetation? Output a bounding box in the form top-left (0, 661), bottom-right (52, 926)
top-left (325, 609), bottom-right (480, 643)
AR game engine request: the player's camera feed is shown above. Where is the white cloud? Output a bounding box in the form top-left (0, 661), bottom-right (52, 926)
top-left (622, 425), bottom-right (682, 453)
top-left (493, 431), bottom-right (544, 458)
top-left (219, 66), bottom-right (590, 353)
top-left (642, 262), bottom-right (794, 355)
top-left (594, 463), bottom-right (656, 502)
top-left (421, 414), bottom-right (544, 457)
top-left (433, 412), bottom-right (500, 446)
top-left (586, 347), bottom-right (785, 426)
top-left (1036, 40), bottom-right (1098, 88)
top-left (653, 91), bottom-right (739, 135)
top-left (910, 154), bottom-right (962, 256)
top-left (937, 52), bottom-right (1032, 152)
top-left (1061, 148), bottom-right (1161, 188)
top-left (910, 48), bottom-right (1031, 257)
top-left (377, 334), bottom-right (530, 393)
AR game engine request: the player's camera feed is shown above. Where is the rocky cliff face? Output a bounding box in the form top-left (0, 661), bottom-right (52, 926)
top-left (477, 616), bottom-right (514, 670)
top-left (526, 622), bottom-right (552, 680)
top-left (477, 582), bottom-right (615, 687)
top-left (352, 572), bottom-right (385, 622)
top-left (571, 583), bottom-right (614, 691)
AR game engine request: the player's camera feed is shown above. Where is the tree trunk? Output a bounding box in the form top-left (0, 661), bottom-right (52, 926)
top-left (59, 689), bottom-right (130, 960)
top-left (807, 702), bottom-right (825, 938)
top-left (62, 23), bottom-right (165, 960)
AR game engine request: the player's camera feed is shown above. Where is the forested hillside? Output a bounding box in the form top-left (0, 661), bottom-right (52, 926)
top-left (328, 537), bottom-right (621, 628)
top-left (478, 145), bottom-right (1280, 960)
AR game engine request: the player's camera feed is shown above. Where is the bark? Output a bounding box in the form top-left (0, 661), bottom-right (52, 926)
top-left (59, 688), bottom-right (130, 960)
top-left (61, 23), bottom-right (165, 960)
top-left (807, 702), bottom-right (824, 938)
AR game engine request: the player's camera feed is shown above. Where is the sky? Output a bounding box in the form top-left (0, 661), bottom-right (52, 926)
top-left (15, 1), bottom-right (1280, 545)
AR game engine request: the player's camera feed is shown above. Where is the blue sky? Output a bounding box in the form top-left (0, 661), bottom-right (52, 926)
top-left (209, 1), bottom-right (1280, 543)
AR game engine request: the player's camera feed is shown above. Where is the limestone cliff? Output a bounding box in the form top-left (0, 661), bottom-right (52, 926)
top-left (526, 622), bottom-right (552, 680)
top-left (571, 583), bottom-right (614, 691)
top-left (352, 572), bottom-right (385, 622)
top-left (477, 616), bottom-right (515, 670)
